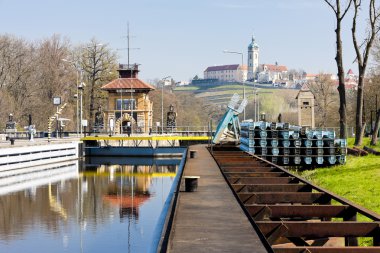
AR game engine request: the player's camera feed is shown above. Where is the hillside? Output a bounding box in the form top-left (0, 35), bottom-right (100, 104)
top-left (174, 83), bottom-right (299, 123)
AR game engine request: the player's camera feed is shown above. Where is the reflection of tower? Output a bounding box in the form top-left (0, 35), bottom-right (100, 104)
top-left (247, 35), bottom-right (259, 80)
top-left (103, 165), bottom-right (152, 221)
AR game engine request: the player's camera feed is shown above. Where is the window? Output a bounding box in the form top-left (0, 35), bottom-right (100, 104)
top-left (116, 99), bottom-right (136, 110)
top-left (303, 101), bottom-right (309, 106)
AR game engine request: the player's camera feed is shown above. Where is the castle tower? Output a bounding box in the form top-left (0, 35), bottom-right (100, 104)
top-left (247, 35), bottom-right (259, 80)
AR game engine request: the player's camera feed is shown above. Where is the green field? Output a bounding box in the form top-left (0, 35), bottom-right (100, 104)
top-left (347, 137), bottom-right (380, 152)
top-left (172, 85), bottom-right (199, 91)
top-left (299, 138), bottom-right (380, 213)
top-left (298, 137), bottom-right (380, 245)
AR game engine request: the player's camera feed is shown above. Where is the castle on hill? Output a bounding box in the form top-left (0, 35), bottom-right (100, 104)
top-left (203, 36), bottom-right (288, 84)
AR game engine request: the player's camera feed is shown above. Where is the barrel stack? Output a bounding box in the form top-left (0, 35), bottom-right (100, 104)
top-left (240, 121), bottom-right (347, 166)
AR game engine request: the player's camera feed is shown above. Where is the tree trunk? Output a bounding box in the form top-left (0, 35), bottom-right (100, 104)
top-left (371, 109), bottom-right (380, 145)
top-left (323, 95), bottom-right (327, 127)
top-left (351, 0), bottom-right (379, 145)
top-left (354, 74), bottom-right (365, 146)
top-left (336, 22), bottom-right (347, 139)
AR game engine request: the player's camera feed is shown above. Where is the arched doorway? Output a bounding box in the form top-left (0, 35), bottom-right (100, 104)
top-left (115, 113), bottom-right (136, 134)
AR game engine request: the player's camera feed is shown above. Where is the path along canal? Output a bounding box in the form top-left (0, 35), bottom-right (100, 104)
top-left (0, 155), bottom-right (185, 253)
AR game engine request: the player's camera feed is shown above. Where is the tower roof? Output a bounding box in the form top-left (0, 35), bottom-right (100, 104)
top-left (248, 35), bottom-right (259, 50)
top-left (101, 78), bottom-right (155, 91)
top-left (205, 64), bottom-right (240, 72)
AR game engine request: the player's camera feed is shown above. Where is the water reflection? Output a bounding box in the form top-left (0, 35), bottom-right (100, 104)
top-left (0, 157), bottom-right (180, 253)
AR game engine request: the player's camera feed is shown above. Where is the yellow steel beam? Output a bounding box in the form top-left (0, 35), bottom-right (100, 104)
top-left (81, 135), bottom-right (210, 141)
top-left (80, 172), bottom-right (177, 177)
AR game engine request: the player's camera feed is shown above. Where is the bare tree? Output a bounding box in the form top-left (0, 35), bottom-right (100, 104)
top-left (308, 74), bottom-right (338, 127)
top-left (367, 79), bottom-right (380, 145)
top-left (324, 0), bottom-right (353, 138)
top-left (352, 0), bottom-right (380, 145)
top-left (81, 39), bottom-right (117, 131)
top-left (368, 39), bottom-right (380, 145)
top-left (33, 35), bottom-right (74, 129)
top-left (1, 37), bottom-right (38, 125)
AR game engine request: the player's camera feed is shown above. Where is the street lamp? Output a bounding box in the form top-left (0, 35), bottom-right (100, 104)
top-left (78, 75), bottom-right (86, 136)
top-left (161, 76), bottom-right (171, 134)
top-left (223, 50), bottom-right (246, 120)
top-left (62, 58), bottom-right (80, 136)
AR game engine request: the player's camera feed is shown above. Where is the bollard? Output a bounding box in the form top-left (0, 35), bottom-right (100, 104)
top-left (10, 138), bottom-right (15, 145)
top-left (184, 176), bottom-right (200, 192)
top-left (189, 150), bottom-right (197, 158)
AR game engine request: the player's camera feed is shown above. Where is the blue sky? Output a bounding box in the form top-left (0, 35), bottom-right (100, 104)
top-left (0, 0), bottom-right (365, 81)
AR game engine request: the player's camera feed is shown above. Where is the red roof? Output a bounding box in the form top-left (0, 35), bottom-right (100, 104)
top-left (205, 64), bottom-right (240, 72)
top-left (263, 64), bottom-right (288, 72)
top-left (347, 69), bottom-right (354, 75)
top-left (103, 194), bottom-right (150, 208)
top-left (101, 78), bottom-right (155, 91)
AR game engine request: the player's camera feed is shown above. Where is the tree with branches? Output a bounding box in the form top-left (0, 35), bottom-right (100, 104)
top-left (81, 39), bottom-right (117, 131)
top-left (308, 73), bottom-right (338, 127)
top-left (352, 0), bottom-right (380, 145)
top-left (324, 0), bottom-right (353, 139)
top-left (368, 41), bottom-right (380, 145)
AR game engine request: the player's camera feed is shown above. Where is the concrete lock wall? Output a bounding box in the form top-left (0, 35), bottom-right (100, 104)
top-left (0, 142), bottom-right (79, 171)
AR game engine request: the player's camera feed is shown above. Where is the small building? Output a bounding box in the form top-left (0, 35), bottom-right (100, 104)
top-left (203, 64), bottom-right (247, 82)
top-left (305, 73), bottom-right (318, 81)
top-left (296, 84), bottom-right (315, 128)
top-left (344, 69), bottom-right (358, 90)
top-left (257, 63), bottom-right (288, 83)
top-left (101, 64), bottom-right (155, 134)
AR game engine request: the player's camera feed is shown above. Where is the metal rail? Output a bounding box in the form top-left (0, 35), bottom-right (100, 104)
top-left (210, 148), bottom-right (380, 252)
top-left (81, 135), bottom-right (210, 148)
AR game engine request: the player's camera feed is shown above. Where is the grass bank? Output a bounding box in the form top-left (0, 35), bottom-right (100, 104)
top-left (299, 155), bottom-right (380, 215)
top-left (173, 86), bottom-right (199, 91)
top-left (347, 137), bottom-right (380, 152)
top-left (298, 138), bottom-right (380, 245)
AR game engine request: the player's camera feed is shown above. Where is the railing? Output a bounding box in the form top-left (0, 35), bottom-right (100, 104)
top-left (0, 142), bottom-right (78, 170)
top-left (90, 125), bottom-right (215, 137)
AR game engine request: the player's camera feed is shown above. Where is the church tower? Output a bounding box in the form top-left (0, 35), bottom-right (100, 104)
top-left (247, 35), bottom-right (259, 80)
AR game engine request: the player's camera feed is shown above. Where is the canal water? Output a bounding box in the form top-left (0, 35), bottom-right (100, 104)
top-left (0, 156), bottom-right (184, 253)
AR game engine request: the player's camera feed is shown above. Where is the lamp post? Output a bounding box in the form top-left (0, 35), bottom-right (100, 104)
top-left (161, 76), bottom-right (171, 134)
top-left (120, 78), bottom-right (123, 135)
top-left (223, 50), bottom-right (245, 120)
top-left (62, 58), bottom-right (80, 136)
top-left (78, 73), bottom-right (85, 136)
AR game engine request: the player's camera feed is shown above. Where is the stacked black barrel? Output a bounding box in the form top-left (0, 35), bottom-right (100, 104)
top-left (240, 121), bottom-right (347, 166)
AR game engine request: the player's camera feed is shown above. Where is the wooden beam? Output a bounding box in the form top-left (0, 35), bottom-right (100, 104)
top-left (246, 205), bottom-right (349, 220)
top-left (273, 247), bottom-right (380, 253)
top-left (230, 177), bottom-right (298, 185)
top-left (224, 172), bottom-right (286, 178)
top-left (234, 184), bottom-right (312, 193)
top-left (257, 221), bottom-right (380, 238)
top-left (238, 192), bottom-right (329, 205)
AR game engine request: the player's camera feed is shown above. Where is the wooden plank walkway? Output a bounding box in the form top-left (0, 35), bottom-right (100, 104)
top-left (168, 145), bottom-right (269, 253)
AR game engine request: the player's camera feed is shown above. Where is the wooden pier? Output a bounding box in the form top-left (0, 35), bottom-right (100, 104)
top-left (167, 145), bottom-right (270, 253)
top-left (165, 145), bottom-right (380, 252)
